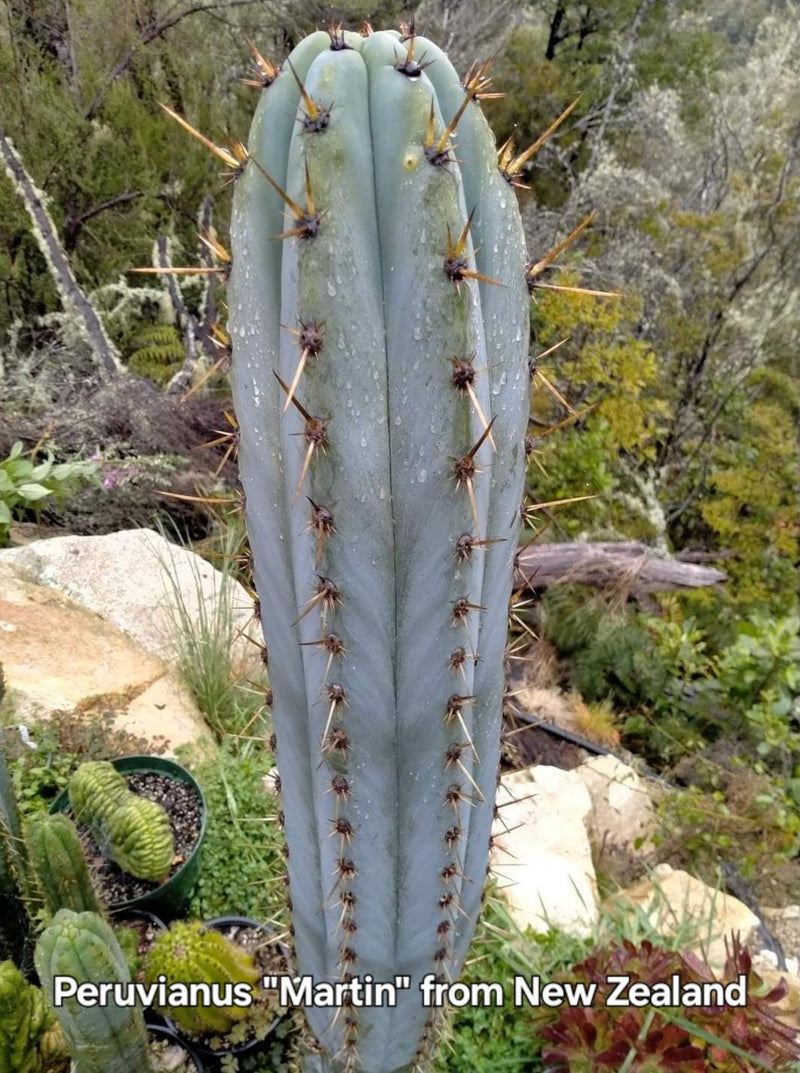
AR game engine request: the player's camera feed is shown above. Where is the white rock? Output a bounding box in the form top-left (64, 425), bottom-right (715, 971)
top-left (605, 868), bottom-right (760, 969)
top-left (0, 529), bottom-right (262, 668)
top-left (0, 560), bottom-right (211, 754)
top-left (577, 754), bottom-right (657, 852)
top-left (492, 765), bottom-right (598, 937)
top-left (755, 949), bottom-right (780, 971)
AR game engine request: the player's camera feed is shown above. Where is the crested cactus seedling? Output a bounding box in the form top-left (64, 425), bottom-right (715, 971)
top-left (27, 813), bottom-right (103, 917)
top-left (0, 960), bottom-right (69, 1073)
top-left (68, 762), bottom-right (129, 827)
top-left (155, 20), bottom-right (605, 1073)
top-left (67, 762), bottom-right (174, 883)
top-left (225, 26), bottom-right (530, 1073)
top-left (34, 909), bottom-right (155, 1073)
top-left (143, 921), bottom-right (259, 1036)
top-left (100, 796), bottom-right (174, 883)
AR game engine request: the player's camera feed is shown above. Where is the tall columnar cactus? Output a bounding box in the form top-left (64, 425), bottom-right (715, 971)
top-left (27, 814), bottom-right (102, 917)
top-left (0, 960), bottom-right (69, 1073)
top-left (68, 762), bottom-right (174, 882)
top-left (35, 909), bottom-right (155, 1073)
top-left (144, 921), bottom-right (259, 1036)
top-left (226, 25), bottom-right (531, 1072)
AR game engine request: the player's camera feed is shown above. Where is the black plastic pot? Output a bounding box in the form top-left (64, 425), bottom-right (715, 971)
top-left (111, 906), bottom-right (168, 932)
top-left (50, 755), bottom-right (206, 919)
top-left (172, 916), bottom-right (287, 1063)
top-left (148, 1022), bottom-right (205, 1072)
top-left (111, 908), bottom-right (168, 1026)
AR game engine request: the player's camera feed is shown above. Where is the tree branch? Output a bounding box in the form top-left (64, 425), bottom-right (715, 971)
top-left (515, 541), bottom-right (727, 598)
top-left (84, 0), bottom-right (262, 120)
top-left (63, 191), bottom-right (143, 253)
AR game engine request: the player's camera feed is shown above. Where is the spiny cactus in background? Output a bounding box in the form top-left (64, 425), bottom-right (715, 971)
top-left (156, 21), bottom-right (606, 1073)
top-left (35, 909), bottom-right (155, 1073)
top-left (27, 814), bottom-right (102, 917)
top-left (0, 960), bottom-right (69, 1073)
top-left (68, 761), bottom-right (129, 826)
top-left (68, 762), bottom-right (174, 882)
top-left (144, 921), bottom-right (259, 1036)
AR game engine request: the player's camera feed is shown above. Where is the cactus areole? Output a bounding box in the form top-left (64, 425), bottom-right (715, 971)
top-left (230, 26), bottom-right (530, 1073)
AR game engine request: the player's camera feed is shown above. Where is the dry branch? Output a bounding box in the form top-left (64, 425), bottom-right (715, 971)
top-left (515, 541), bottom-right (727, 597)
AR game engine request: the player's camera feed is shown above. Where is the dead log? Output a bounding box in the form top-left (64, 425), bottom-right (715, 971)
top-left (515, 541), bottom-right (727, 597)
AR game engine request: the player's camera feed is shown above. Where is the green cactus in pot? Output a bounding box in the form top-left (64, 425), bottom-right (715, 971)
top-left (27, 814), bottom-right (102, 917)
top-left (144, 920), bottom-right (259, 1037)
top-left (0, 960), bottom-right (69, 1073)
top-left (35, 909), bottom-right (155, 1073)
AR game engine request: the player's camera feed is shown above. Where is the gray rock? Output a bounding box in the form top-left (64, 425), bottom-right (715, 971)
top-left (0, 528), bottom-right (262, 669)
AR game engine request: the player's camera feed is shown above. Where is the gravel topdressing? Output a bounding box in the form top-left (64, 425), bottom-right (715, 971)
top-left (68, 770), bottom-right (202, 904)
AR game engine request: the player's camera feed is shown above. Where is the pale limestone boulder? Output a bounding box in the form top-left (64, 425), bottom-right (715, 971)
top-left (0, 560), bottom-right (210, 754)
top-left (0, 528), bottom-right (262, 672)
top-left (577, 754), bottom-right (657, 852)
top-left (492, 765), bottom-right (598, 937)
top-left (605, 864), bottom-right (760, 969)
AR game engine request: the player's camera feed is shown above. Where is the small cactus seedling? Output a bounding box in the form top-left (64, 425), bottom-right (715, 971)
top-left (27, 813), bottom-right (102, 917)
top-left (156, 21), bottom-right (608, 1073)
top-left (144, 920), bottom-right (259, 1036)
top-left (0, 959), bottom-right (69, 1073)
top-left (35, 909), bottom-right (155, 1073)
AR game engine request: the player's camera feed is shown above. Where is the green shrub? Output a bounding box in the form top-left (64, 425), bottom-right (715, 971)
top-left (0, 442), bottom-right (98, 545)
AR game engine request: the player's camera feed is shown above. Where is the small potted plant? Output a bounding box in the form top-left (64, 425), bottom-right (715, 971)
top-left (35, 909), bottom-right (206, 1072)
top-left (143, 917), bottom-right (288, 1063)
top-left (50, 757), bottom-right (207, 919)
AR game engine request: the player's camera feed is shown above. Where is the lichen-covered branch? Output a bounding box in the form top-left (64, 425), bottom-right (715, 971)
top-left (0, 128), bottom-right (123, 379)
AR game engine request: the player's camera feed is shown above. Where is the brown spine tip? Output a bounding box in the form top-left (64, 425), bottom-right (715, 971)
top-left (324, 727), bottom-right (350, 756)
top-left (327, 21), bottom-right (351, 50)
top-left (448, 647), bottom-right (467, 673)
top-left (444, 825), bottom-right (461, 848)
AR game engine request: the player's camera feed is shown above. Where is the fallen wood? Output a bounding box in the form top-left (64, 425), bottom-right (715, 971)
top-left (514, 541), bottom-right (727, 596)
